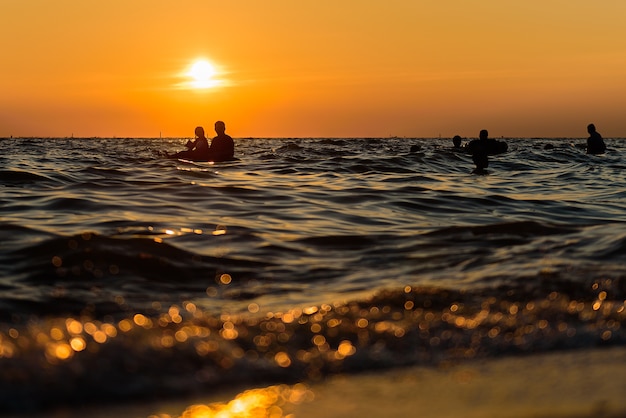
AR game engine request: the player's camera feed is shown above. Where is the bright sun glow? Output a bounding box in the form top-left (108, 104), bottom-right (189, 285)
top-left (186, 59), bottom-right (219, 89)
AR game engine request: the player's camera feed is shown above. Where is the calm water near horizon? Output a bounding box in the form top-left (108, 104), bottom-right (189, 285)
top-left (1, 136), bottom-right (625, 415)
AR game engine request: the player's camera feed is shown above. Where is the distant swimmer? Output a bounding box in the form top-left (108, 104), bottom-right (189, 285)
top-left (468, 129), bottom-right (490, 174)
top-left (167, 126), bottom-right (210, 161)
top-left (207, 121), bottom-right (235, 162)
top-left (452, 135), bottom-right (463, 148)
top-left (586, 123), bottom-right (606, 155)
top-left (466, 129), bottom-right (508, 174)
top-left (467, 130), bottom-right (508, 156)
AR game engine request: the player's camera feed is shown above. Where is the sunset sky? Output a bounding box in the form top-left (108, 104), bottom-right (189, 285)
top-left (2, 1), bottom-right (625, 138)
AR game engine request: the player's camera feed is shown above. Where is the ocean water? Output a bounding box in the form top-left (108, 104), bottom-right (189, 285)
top-left (1, 136), bottom-right (625, 414)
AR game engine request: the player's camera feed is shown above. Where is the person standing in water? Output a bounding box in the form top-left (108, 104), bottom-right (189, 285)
top-left (586, 123), bottom-right (606, 155)
top-left (467, 129), bottom-right (490, 174)
top-left (207, 120), bottom-right (235, 162)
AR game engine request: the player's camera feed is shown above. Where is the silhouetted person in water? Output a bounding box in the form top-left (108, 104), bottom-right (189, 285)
top-left (452, 135), bottom-right (463, 148)
top-left (207, 120), bottom-right (235, 162)
top-left (586, 123), bottom-right (606, 155)
top-left (467, 128), bottom-right (506, 155)
top-left (467, 129), bottom-right (490, 174)
top-left (168, 126), bottom-right (210, 161)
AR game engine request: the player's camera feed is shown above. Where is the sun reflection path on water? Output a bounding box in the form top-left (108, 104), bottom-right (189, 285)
top-left (148, 383), bottom-right (313, 418)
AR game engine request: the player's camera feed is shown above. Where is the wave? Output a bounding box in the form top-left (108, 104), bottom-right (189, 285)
top-left (0, 169), bottom-right (57, 185)
top-left (1, 278), bottom-right (624, 413)
top-left (3, 219), bottom-right (625, 321)
top-left (1, 230), bottom-right (277, 319)
top-left (426, 220), bottom-right (578, 238)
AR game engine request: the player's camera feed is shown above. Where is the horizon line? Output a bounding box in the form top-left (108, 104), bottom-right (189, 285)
top-left (1, 135), bottom-right (615, 140)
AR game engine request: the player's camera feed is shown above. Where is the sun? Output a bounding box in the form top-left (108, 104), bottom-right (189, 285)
top-left (186, 59), bottom-right (219, 89)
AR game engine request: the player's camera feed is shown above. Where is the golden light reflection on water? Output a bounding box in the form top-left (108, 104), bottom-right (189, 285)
top-left (1, 276), bottom-right (625, 415)
top-left (148, 384), bottom-right (313, 418)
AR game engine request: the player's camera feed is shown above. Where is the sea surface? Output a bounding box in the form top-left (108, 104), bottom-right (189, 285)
top-left (1, 136), bottom-right (625, 415)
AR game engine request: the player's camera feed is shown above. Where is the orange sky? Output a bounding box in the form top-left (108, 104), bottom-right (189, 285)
top-left (2, 1), bottom-right (625, 138)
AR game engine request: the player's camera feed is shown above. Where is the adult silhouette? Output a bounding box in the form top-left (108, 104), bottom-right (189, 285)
top-left (586, 124), bottom-right (606, 155)
top-left (208, 121), bottom-right (235, 162)
top-left (467, 129), bottom-right (490, 174)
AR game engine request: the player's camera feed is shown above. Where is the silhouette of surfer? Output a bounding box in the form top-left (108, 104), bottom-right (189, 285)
top-left (452, 135), bottom-right (463, 148)
top-left (586, 123), bottom-right (606, 155)
top-left (207, 120), bottom-right (235, 162)
top-left (168, 126), bottom-right (210, 161)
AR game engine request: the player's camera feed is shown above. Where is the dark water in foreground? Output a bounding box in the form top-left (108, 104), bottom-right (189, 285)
top-left (1, 136), bottom-right (625, 414)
